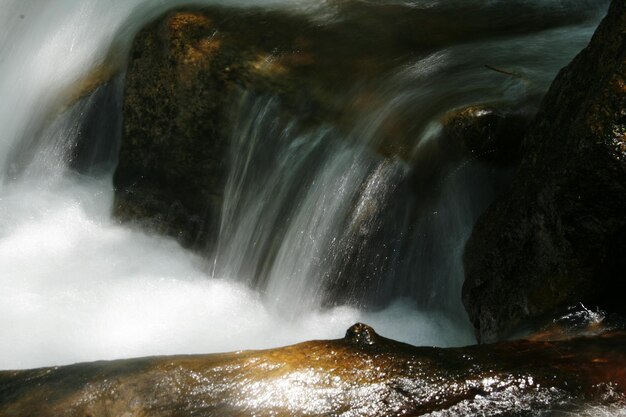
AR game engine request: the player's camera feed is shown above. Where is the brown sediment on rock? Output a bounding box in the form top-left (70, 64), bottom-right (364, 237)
top-left (113, 7), bottom-right (331, 250)
top-left (1, 324), bottom-right (625, 416)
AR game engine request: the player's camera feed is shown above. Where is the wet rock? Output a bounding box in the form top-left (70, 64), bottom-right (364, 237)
top-left (441, 103), bottom-right (533, 167)
top-left (463, 0), bottom-right (626, 343)
top-left (1, 324), bottom-right (625, 416)
top-left (344, 322), bottom-right (380, 346)
top-left (113, 8), bottom-right (334, 249)
top-left (523, 304), bottom-right (626, 342)
top-left (69, 74), bottom-right (124, 176)
top-left (115, 11), bottom-right (249, 248)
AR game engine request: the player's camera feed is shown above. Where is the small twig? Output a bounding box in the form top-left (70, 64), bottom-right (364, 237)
top-left (485, 64), bottom-right (522, 79)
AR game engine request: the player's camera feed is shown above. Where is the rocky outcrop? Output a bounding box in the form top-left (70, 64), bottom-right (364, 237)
top-left (1, 324), bottom-right (625, 417)
top-left (463, 0), bottom-right (626, 343)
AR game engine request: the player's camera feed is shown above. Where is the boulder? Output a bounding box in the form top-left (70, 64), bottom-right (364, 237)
top-left (116, 11), bottom-right (271, 248)
top-left (463, 0), bottom-right (626, 343)
top-left (113, 8), bottom-right (337, 249)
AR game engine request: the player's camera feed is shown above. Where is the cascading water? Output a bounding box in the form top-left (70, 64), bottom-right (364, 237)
top-left (214, 91), bottom-right (487, 322)
top-left (0, 0), bottom-right (610, 371)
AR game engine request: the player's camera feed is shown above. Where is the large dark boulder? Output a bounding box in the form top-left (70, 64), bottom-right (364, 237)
top-left (463, 0), bottom-right (626, 343)
top-left (112, 5), bottom-right (411, 249)
top-left (113, 5), bottom-right (410, 249)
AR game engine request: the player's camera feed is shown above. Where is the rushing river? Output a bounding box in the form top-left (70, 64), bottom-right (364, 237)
top-left (0, 0), bottom-right (609, 370)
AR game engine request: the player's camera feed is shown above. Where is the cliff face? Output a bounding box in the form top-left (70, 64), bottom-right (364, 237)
top-left (463, 0), bottom-right (626, 343)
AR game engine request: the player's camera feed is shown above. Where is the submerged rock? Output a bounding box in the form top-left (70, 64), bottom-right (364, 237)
top-left (1, 324), bottom-right (625, 416)
top-left (463, 0), bottom-right (626, 343)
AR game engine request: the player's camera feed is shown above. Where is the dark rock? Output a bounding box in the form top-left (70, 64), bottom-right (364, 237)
top-left (113, 9), bottom-right (330, 249)
top-left (441, 103), bottom-right (533, 167)
top-left (70, 74), bottom-right (124, 176)
top-left (344, 322), bottom-right (380, 346)
top-left (112, 6), bottom-right (375, 249)
top-left (1, 324), bottom-right (625, 416)
top-left (114, 11), bottom-right (231, 248)
top-left (463, 0), bottom-right (626, 343)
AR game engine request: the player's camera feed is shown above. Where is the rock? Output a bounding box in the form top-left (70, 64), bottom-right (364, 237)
top-left (113, 8), bottom-right (343, 248)
top-left (441, 103), bottom-right (533, 167)
top-left (114, 10), bottom-right (261, 248)
top-left (1, 324), bottom-right (625, 416)
top-left (112, 5), bottom-right (386, 249)
top-left (112, 5), bottom-right (398, 249)
top-left (344, 322), bottom-right (380, 346)
top-left (463, 0), bottom-right (626, 343)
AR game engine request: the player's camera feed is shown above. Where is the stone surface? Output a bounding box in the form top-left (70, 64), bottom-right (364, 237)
top-left (1, 324), bottom-right (625, 417)
top-left (463, 0), bottom-right (626, 343)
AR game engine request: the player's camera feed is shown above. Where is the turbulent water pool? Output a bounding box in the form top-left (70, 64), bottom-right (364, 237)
top-left (0, 0), bottom-right (610, 372)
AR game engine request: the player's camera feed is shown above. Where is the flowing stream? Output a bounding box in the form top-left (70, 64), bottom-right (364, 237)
top-left (0, 0), bottom-right (609, 370)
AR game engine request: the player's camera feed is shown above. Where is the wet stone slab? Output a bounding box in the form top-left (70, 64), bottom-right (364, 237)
top-left (1, 323), bottom-right (625, 416)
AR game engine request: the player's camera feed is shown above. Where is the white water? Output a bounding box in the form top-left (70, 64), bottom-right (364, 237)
top-left (0, 0), bottom-right (608, 370)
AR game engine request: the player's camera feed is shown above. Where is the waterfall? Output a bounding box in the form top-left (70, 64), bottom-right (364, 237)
top-left (0, 0), bottom-right (608, 370)
top-left (213, 92), bottom-right (488, 322)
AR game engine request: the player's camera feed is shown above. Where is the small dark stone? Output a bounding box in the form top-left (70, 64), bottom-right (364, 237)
top-left (345, 323), bottom-right (379, 346)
